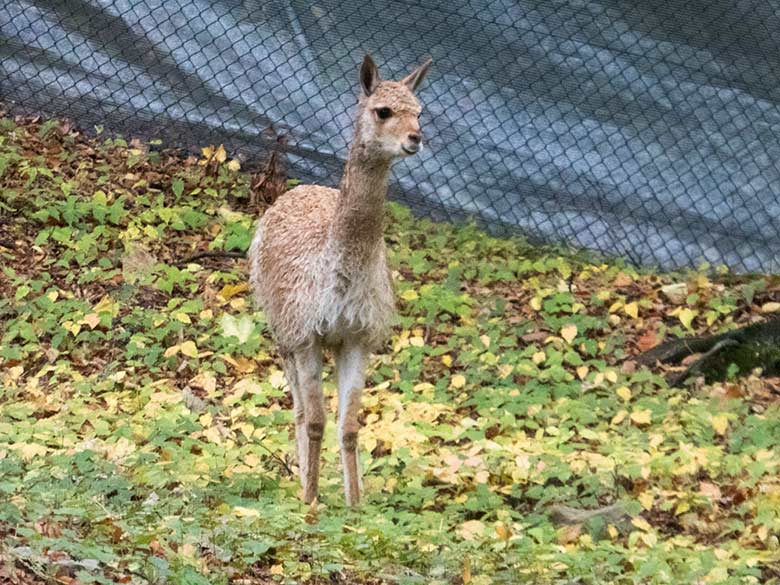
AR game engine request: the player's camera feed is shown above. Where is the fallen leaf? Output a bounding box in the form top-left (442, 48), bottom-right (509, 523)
top-left (761, 302), bottom-right (780, 313)
top-left (451, 374), bottom-right (466, 389)
top-left (699, 481), bottom-right (722, 500)
top-left (661, 283), bottom-right (688, 304)
top-left (234, 506), bottom-right (260, 518)
top-left (637, 330), bottom-right (659, 352)
top-left (180, 341), bottom-right (198, 358)
top-left (221, 313), bottom-right (254, 343)
top-left (219, 283), bottom-right (249, 301)
top-left (638, 491), bottom-right (654, 510)
top-left (630, 409), bottom-right (652, 425)
top-left (624, 302), bottom-right (639, 319)
top-left (560, 324), bottom-right (577, 343)
top-left (677, 308), bottom-right (697, 331)
top-left (81, 313), bottom-right (101, 329)
top-left (457, 520), bottom-right (486, 541)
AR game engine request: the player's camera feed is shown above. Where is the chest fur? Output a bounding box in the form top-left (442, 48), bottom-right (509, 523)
top-left (315, 242), bottom-right (394, 344)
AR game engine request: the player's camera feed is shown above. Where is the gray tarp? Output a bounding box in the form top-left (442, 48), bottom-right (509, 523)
top-left (2, 0), bottom-right (779, 271)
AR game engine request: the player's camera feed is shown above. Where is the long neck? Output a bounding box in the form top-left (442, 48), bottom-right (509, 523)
top-left (332, 130), bottom-right (391, 254)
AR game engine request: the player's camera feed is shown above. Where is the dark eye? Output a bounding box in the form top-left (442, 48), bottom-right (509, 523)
top-left (376, 107), bottom-right (392, 119)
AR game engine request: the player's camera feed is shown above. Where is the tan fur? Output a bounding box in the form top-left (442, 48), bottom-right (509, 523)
top-left (248, 55), bottom-right (432, 505)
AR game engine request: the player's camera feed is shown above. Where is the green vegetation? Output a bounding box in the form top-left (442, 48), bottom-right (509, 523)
top-left (1, 113), bottom-right (779, 584)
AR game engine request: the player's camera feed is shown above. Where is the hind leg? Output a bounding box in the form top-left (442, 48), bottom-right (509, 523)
top-left (291, 342), bottom-right (325, 503)
top-left (283, 354), bottom-right (309, 493)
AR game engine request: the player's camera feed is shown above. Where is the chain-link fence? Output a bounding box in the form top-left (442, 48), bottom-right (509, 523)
top-left (2, 0), bottom-right (779, 272)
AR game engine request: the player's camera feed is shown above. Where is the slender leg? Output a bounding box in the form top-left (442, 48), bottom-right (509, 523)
top-left (294, 342), bottom-right (325, 504)
top-left (336, 340), bottom-right (368, 505)
top-left (282, 355), bottom-right (308, 494)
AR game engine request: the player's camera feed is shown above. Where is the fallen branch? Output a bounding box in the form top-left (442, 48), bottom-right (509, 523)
top-left (635, 318), bottom-right (780, 383)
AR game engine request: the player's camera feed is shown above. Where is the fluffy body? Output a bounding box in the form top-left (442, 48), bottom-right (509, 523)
top-left (247, 55), bottom-right (431, 505)
top-left (248, 184), bottom-right (395, 353)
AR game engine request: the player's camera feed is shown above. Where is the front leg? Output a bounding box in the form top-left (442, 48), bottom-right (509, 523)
top-left (336, 340), bottom-right (368, 505)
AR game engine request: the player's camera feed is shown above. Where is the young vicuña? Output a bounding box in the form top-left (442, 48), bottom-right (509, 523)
top-left (249, 54), bottom-right (432, 505)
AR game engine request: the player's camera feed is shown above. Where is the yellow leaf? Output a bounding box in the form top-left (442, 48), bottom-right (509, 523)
top-left (532, 351), bottom-right (546, 365)
top-left (560, 323), bottom-right (578, 343)
top-left (480, 335), bottom-right (491, 348)
top-left (677, 307), bottom-right (697, 331)
top-left (441, 354), bottom-right (452, 367)
top-left (638, 491), bottom-right (654, 511)
top-left (400, 289), bottom-right (418, 301)
top-left (630, 409), bottom-right (652, 425)
top-left (624, 302), bottom-right (639, 319)
top-left (269, 565), bottom-right (284, 575)
top-left (611, 410), bottom-right (628, 425)
top-left (409, 336), bottom-right (424, 347)
top-left (219, 283), bottom-right (249, 301)
top-left (451, 374), bottom-right (466, 389)
top-left (576, 366), bottom-right (589, 380)
top-left (214, 144), bottom-right (227, 163)
top-left (180, 340), bottom-right (198, 358)
top-left (17, 442), bottom-right (47, 461)
top-left (174, 312), bottom-right (191, 324)
top-left (616, 386), bottom-right (632, 402)
top-left (607, 525), bottom-right (619, 539)
top-left (204, 426), bottom-right (222, 444)
top-left (164, 344), bottom-right (180, 358)
top-left (227, 159), bottom-right (241, 172)
top-left (711, 414), bottom-right (729, 436)
top-left (462, 556), bottom-right (471, 585)
top-left (92, 295), bottom-right (116, 314)
top-left (605, 370), bottom-right (618, 383)
top-left (761, 302), bottom-right (780, 313)
top-left (530, 297), bottom-right (542, 311)
top-left (457, 520), bottom-right (486, 541)
top-left (631, 517), bottom-right (652, 532)
top-left (201, 145), bottom-right (214, 159)
top-left (675, 500), bottom-right (690, 515)
top-left (234, 506), bottom-right (260, 518)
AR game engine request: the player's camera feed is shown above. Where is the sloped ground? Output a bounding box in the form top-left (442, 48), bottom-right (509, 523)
top-left (0, 111), bottom-right (779, 584)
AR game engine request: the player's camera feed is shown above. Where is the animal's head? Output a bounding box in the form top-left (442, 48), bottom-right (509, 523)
top-left (355, 54), bottom-right (432, 161)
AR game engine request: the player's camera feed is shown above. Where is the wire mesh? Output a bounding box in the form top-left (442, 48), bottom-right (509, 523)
top-left (2, 0), bottom-right (779, 272)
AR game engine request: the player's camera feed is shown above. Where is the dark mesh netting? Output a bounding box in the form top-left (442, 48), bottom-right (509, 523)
top-left (2, 0), bottom-right (779, 272)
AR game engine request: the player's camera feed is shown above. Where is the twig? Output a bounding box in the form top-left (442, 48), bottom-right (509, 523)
top-left (255, 440), bottom-right (294, 476)
top-left (177, 250), bottom-right (246, 265)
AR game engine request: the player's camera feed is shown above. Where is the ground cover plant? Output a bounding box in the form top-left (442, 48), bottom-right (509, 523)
top-left (1, 111), bottom-right (779, 584)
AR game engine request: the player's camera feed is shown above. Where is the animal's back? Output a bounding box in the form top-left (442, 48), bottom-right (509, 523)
top-left (249, 185), bottom-right (338, 351)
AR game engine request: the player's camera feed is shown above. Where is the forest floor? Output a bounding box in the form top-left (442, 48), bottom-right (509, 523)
top-left (1, 111), bottom-right (779, 584)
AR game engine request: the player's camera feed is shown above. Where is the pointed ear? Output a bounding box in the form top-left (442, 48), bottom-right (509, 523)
top-left (360, 54), bottom-right (381, 97)
top-left (402, 57), bottom-right (433, 92)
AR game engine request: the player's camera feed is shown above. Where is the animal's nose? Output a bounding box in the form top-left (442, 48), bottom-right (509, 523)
top-left (407, 132), bottom-right (421, 145)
